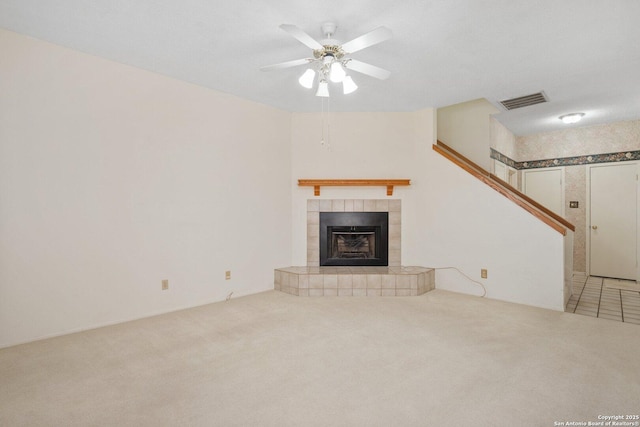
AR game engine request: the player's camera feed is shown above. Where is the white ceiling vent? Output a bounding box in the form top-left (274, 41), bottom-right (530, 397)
top-left (499, 92), bottom-right (548, 110)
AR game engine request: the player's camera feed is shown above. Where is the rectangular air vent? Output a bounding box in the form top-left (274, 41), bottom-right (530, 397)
top-left (499, 92), bottom-right (548, 110)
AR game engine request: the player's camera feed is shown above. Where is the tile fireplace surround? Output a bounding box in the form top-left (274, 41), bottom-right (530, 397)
top-left (274, 199), bottom-right (435, 297)
top-left (307, 199), bottom-right (401, 267)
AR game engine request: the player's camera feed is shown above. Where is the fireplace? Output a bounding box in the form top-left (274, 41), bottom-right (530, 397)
top-left (320, 212), bottom-right (388, 266)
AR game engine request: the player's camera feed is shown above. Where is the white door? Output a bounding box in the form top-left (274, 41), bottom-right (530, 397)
top-left (589, 163), bottom-right (637, 280)
top-left (507, 168), bottom-right (517, 188)
top-left (523, 168), bottom-right (564, 216)
top-left (494, 161), bottom-right (507, 182)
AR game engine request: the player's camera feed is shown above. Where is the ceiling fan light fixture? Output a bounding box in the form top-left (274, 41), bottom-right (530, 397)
top-left (316, 80), bottom-right (330, 97)
top-left (559, 113), bottom-right (585, 124)
top-left (298, 69), bottom-right (316, 89)
top-left (330, 61), bottom-right (346, 83)
top-left (342, 76), bottom-right (358, 94)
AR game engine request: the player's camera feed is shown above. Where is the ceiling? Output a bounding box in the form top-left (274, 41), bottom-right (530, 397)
top-left (1, 0), bottom-right (639, 136)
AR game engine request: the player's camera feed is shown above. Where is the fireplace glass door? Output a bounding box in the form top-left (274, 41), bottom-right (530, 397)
top-left (320, 212), bottom-right (388, 266)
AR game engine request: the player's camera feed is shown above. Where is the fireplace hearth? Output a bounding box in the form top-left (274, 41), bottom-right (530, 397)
top-left (320, 212), bottom-right (388, 266)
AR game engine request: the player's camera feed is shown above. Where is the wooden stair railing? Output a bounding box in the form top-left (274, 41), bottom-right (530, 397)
top-left (433, 141), bottom-right (575, 236)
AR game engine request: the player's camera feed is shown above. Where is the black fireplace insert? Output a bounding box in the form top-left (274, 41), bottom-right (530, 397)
top-left (319, 212), bottom-right (388, 266)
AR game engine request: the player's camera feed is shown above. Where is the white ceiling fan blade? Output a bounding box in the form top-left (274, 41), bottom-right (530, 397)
top-left (279, 24), bottom-right (324, 50)
top-left (260, 58), bottom-right (312, 72)
top-left (341, 26), bottom-right (392, 54)
top-left (344, 59), bottom-right (391, 80)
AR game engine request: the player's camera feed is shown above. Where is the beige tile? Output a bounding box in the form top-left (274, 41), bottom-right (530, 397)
top-left (309, 289), bottom-right (324, 297)
top-left (352, 199), bottom-right (364, 211)
top-left (307, 211), bottom-right (320, 225)
top-left (324, 275), bottom-right (338, 289)
top-left (352, 288), bottom-right (367, 297)
top-left (389, 199), bottom-right (401, 212)
top-left (363, 200), bottom-right (377, 211)
top-left (389, 225), bottom-right (401, 240)
top-left (623, 311), bottom-right (640, 320)
top-left (598, 307), bottom-right (622, 316)
top-left (281, 272), bottom-right (290, 287)
top-left (622, 307), bottom-right (640, 316)
top-left (367, 288), bottom-right (381, 297)
top-left (289, 287), bottom-right (300, 296)
top-left (381, 275), bottom-right (396, 289)
top-left (307, 224), bottom-right (319, 238)
top-left (289, 274), bottom-right (299, 289)
top-left (367, 274), bottom-right (382, 289)
top-left (375, 199), bottom-right (389, 212)
top-left (332, 199), bottom-right (345, 212)
top-left (353, 275), bottom-right (367, 288)
top-left (623, 317), bottom-right (640, 324)
top-left (621, 299), bottom-right (640, 307)
top-left (307, 199), bottom-right (320, 212)
top-left (338, 275), bottom-right (353, 289)
top-left (397, 275), bottom-right (418, 290)
top-left (575, 310), bottom-right (597, 318)
top-left (418, 273), bottom-right (426, 291)
top-left (324, 288), bottom-right (338, 296)
top-left (578, 299), bottom-right (600, 306)
top-left (299, 288), bottom-right (309, 297)
top-left (338, 288), bottom-right (353, 297)
top-left (319, 200), bottom-right (332, 212)
top-left (389, 211), bottom-right (401, 226)
top-left (576, 304), bottom-right (599, 312)
top-left (298, 275), bottom-right (309, 289)
top-left (344, 199), bottom-right (354, 212)
top-left (598, 313), bottom-right (622, 321)
top-left (307, 249), bottom-right (319, 265)
top-left (396, 289), bottom-right (413, 297)
top-left (382, 289), bottom-right (396, 297)
top-left (389, 249), bottom-right (401, 266)
top-left (389, 235), bottom-right (401, 251)
top-left (309, 275), bottom-right (324, 289)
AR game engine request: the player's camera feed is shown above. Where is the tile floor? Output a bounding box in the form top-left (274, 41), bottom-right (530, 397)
top-left (566, 275), bottom-right (640, 325)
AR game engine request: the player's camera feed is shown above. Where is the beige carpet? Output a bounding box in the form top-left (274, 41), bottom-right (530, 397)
top-left (603, 278), bottom-right (640, 292)
top-left (1, 290), bottom-right (639, 427)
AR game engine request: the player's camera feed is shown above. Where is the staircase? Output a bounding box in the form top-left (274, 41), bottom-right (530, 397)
top-left (433, 141), bottom-right (575, 236)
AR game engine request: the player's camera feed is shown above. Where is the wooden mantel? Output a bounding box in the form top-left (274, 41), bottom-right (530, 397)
top-left (298, 179), bottom-right (411, 196)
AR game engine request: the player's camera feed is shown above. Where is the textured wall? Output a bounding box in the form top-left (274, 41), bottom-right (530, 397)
top-left (515, 119), bottom-right (640, 273)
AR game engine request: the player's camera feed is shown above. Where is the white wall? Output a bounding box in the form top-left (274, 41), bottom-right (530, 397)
top-left (515, 119), bottom-right (640, 274)
top-left (291, 109), bottom-right (566, 311)
top-left (290, 110), bottom-right (434, 267)
top-left (420, 146), bottom-right (566, 311)
top-left (1, 29), bottom-right (569, 347)
top-left (0, 29), bottom-right (292, 347)
top-left (490, 116), bottom-right (517, 159)
top-left (437, 98), bottom-right (500, 171)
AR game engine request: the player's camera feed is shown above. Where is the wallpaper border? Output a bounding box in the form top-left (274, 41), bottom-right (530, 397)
top-left (490, 148), bottom-right (640, 170)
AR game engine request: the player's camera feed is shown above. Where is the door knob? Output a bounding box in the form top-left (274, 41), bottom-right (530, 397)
top-left (592, 225), bottom-right (598, 230)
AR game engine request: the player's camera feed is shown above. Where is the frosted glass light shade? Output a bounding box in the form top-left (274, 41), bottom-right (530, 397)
top-left (316, 80), bottom-right (329, 97)
top-left (330, 61), bottom-right (346, 83)
top-left (298, 69), bottom-right (316, 89)
top-left (342, 76), bottom-right (358, 94)
top-left (559, 113), bottom-right (585, 124)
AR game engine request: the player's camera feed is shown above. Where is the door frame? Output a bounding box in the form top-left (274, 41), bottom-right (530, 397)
top-left (586, 161), bottom-right (640, 280)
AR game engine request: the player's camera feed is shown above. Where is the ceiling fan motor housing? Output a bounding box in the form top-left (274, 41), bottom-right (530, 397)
top-left (314, 45), bottom-right (345, 60)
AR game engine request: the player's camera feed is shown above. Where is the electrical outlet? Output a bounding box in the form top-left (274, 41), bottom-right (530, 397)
top-left (225, 271), bottom-right (231, 280)
top-left (162, 279), bottom-right (169, 290)
top-left (481, 269), bottom-right (488, 279)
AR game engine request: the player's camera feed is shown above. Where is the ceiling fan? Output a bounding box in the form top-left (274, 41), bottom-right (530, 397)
top-left (260, 22), bottom-right (392, 97)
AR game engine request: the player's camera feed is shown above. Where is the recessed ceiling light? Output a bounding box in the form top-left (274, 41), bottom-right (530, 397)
top-left (559, 113), bottom-right (585, 124)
